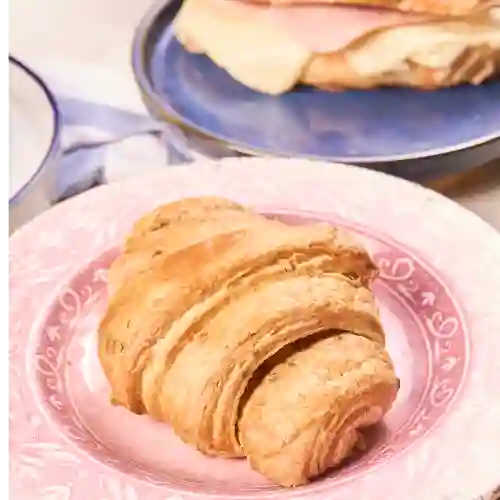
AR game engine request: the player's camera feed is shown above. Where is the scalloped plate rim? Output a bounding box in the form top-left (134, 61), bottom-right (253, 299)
top-left (9, 159), bottom-right (500, 500)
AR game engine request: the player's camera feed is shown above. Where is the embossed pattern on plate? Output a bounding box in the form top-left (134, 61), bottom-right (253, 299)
top-left (9, 159), bottom-right (500, 500)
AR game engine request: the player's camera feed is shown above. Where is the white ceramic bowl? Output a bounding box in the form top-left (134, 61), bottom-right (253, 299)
top-left (9, 57), bottom-right (61, 234)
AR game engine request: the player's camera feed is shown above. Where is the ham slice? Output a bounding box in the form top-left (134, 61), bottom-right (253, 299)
top-left (266, 5), bottom-right (428, 52)
top-left (173, 0), bottom-right (500, 93)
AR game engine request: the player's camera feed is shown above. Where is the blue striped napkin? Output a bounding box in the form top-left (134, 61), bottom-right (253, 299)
top-left (34, 60), bottom-right (237, 202)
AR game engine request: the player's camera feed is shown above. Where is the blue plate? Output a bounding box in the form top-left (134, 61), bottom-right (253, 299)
top-left (132, 0), bottom-right (500, 177)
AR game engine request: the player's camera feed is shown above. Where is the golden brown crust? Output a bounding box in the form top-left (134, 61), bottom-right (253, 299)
top-left (245, 0), bottom-right (488, 16)
top-left (109, 200), bottom-right (377, 291)
top-left (98, 197), bottom-right (399, 487)
top-left (108, 201), bottom-right (262, 291)
top-left (155, 274), bottom-right (383, 456)
top-left (239, 333), bottom-right (398, 486)
top-left (129, 197), bottom-right (251, 243)
top-left (101, 216), bottom-right (378, 410)
top-left (302, 38), bottom-right (500, 91)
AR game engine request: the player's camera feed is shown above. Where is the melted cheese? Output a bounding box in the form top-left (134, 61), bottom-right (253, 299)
top-left (174, 0), bottom-right (500, 94)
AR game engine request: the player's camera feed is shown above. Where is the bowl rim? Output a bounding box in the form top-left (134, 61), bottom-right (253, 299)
top-left (9, 56), bottom-right (61, 204)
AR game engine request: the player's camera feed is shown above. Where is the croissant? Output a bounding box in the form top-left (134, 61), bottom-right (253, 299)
top-left (98, 197), bottom-right (399, 487)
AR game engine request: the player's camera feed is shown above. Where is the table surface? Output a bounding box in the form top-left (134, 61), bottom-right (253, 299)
top-left (9, 0), bottom-right (500, 230)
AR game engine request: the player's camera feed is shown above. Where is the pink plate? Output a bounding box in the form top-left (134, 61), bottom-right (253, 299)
top-left (9, 159), bottom-right (500, 500)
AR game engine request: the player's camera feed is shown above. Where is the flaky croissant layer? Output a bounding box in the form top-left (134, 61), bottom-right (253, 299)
top-left (98, 197), bottom-right (399, 487)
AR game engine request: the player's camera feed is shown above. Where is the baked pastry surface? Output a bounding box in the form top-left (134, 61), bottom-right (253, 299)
top-left (246, 0), bottom-right (494, 16)
top-left (98, 197), bottom-right (399, 487)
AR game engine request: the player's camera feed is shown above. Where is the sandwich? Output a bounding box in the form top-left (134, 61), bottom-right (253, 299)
top-left (173, 0), bottom-right (500, 94)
